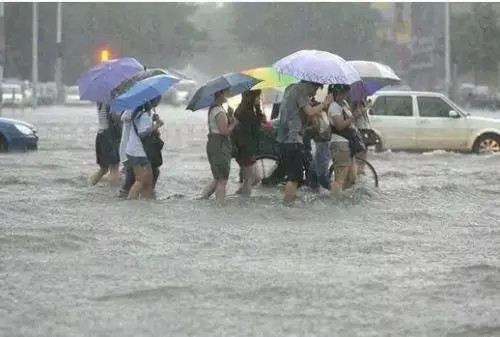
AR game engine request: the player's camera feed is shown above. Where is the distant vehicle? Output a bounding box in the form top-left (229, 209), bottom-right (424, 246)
top-left (163, 86), bottom-right (193, 107)
top-left (161, 69), bottom-right (198, 106)
top-left (1, 83), bottom-right (24, 106)
top-left (0, 117), bottom-right (38, 152)
top-left (173, 78), bottom-right (197, 98)
top-left (369, 90), bottom-right (500, 153)
top-left (38, 82), bottom-right (57, 106)
top-left (64, 86), bottom-right (92, 106)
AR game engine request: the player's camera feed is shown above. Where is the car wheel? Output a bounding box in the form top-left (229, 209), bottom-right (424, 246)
top-left (0, 134), bottom-right (8, 152)
top-left (473, 133), bottom-right (500, 154)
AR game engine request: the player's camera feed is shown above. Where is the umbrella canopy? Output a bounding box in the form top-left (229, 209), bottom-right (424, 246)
top-left (347, 61), bottom-right (401, 100)
top-left (347, 60), bottom-right (400, 82)
top-left (110, 74), bottom-right (180, 112)
top-left (110, 68), bottom-right (168, 100)
top-left (273, 49), bottom-right (361, 85)
top-left (242, 67), bottom-right (298, 90)
top-left (78, 57), bottom-right (143, 104)
top-left (186, 72), bottom-right (262, 111)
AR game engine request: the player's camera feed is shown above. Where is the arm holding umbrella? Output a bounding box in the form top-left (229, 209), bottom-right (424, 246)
top-left (303, 93), bottom-right (333, 117)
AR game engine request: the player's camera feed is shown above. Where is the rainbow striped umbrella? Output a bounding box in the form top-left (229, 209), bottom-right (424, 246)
top-left (242, 67), bottom-right (298, 90)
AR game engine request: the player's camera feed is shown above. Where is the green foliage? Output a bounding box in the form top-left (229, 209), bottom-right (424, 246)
top-left (451, 3), bottom-right (500, 74)
top-left (230, 3), bottom-right (381, 63)
top-left (4, 3), bottom-right (206, 84)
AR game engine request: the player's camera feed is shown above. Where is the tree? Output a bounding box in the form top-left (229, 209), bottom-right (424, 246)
top-left (451, 3), bottom-right (500, 82)
top-left (4, 3), bottom-right (206, 84)
top-left (4, 3), bottom-right (57, 82)
top-left (187, 3), bottom-right (268, 77)
top-left (229, 3), bottom-right (382, 64)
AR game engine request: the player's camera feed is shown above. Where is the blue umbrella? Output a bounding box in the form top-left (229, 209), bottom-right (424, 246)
top-left (186, 72), bottom-right (262, 111)
top-left (110, 74), bottom-right (180, 112)
top-left (78, 57), bottom-right (144, 104)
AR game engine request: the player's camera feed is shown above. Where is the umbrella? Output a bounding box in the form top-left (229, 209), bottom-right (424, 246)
top-left (78, 57), bottom-right (143, 104)
top-left (110, 74), bottom-right (180, 112)
top-left (186, 72), bottom-right (262, 111)
top-left (110, 68), bottom-right (169, 100)
top-left (347, 60), bottom-right (401, 100)
top-left (241, 67), bottom-right (298, 90)
top-left (273, 49), bottom-right (361, 85)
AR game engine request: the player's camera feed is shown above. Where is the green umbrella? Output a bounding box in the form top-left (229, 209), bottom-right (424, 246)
top-left (241, 67), bottom-right (298, 90)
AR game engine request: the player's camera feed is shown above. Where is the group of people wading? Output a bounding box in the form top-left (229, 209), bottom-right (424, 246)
top-left (89, 81), bottom-right (371, 205)
top-left (90, 97), bottom-right (165, 200)
top-left (199, 81), bottom-right (372, 205)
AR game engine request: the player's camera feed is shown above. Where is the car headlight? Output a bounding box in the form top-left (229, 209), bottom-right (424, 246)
top-left (14, 124), bottom-right (34, 135)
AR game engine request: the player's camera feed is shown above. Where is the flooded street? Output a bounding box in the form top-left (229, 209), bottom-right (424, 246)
top-left (1, 105), bottom-right (499, 336)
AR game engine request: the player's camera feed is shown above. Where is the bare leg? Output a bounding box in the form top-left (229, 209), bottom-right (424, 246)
top-left (119, 166), bottom-right (134, 198)
top-left (330, 166), bottom-right (350, 197)
top-left (284, 181), bottom-right (299, 203)
top-left (90, 167), bottom-right (108, 186)
top-left (108, 164), bottom-right (120, 186)
top-left (252, 163), bottom-right (261, 186)
top-left (128, 180), bottom-right (144, 199)
top-left (343, 164), bottom-right (358, 189)
top-left (241, 165), bottom-right (256, 197)
top-left (215, 179), bottom-right (228, 206)
top-left (128, 165), bottom-right (153, 199)
top-left (357, 152), bottom-right (367, 176)
top-left (200, 180), bottom-right (217, 199)
top-left (140, 165), bottom-right (154, 199)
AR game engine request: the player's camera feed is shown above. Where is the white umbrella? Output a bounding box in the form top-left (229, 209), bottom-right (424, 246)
top-left (347, 60), bottom-right (400, 84)
top-left (273, 49), bottom-right (361, 85)
top-left (347, 61), bottom-right (401, 99)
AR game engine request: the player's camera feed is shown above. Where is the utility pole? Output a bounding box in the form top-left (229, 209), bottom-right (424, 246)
top-left (55, 2), bottom-right (63, 104)
top-left (0, 3), bottom-right (5, 114)
top-left (32, 2), bottom-right (38, 109)
top-left (444, 1), bottom-right (451, 97)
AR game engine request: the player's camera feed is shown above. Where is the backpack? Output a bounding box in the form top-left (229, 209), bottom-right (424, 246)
top-left (132, 110), bottom-right (164, 168)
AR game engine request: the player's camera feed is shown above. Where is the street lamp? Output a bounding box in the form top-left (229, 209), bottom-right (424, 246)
top-left (100, 49), bottom-right (110, 62)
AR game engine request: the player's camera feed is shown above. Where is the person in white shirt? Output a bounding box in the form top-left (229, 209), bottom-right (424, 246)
top-left (118, 109), bottom-right (134, 198)
top-left (328, 84), bottom-right (358, 196)
top-left (125, 104), bottom-right (159, 199)
top-left (119, 98), bottom-right (164, 199)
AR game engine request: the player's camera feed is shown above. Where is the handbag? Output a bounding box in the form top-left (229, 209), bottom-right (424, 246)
top-left (332, 108), bottom-right (366, 156)
top-left (132, 112), bottom-right (164, 168)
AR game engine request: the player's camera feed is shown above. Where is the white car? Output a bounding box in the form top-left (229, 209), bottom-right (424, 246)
top-left (2, 83), bottom-right (24, 106)
top-left (369, 91), bottom-right (500, 153)
top-left (64, 86), bottom-right (92, 106)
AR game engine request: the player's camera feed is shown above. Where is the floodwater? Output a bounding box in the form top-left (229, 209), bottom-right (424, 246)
top-left (1, 105), bottom-right (499, 337)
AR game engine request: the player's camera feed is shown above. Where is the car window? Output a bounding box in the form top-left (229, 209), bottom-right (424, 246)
top-left (2, 85), bottom-right (21, 94)
top-left (418, 96), bottom-right (453, 118)
top-left (371, 96), bottom-right (413, 117)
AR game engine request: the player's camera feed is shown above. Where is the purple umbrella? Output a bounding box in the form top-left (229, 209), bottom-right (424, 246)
top-left (273, 49), bottom-right (361, 85)
top-left (78, 57), bottom-right (143, 104)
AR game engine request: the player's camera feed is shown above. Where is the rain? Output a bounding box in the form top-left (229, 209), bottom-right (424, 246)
top-left (1, 2), bottom-right (499, 337)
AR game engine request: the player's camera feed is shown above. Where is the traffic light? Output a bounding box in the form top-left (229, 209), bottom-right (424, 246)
top-left (100, 49), bottom-right (110, 62)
